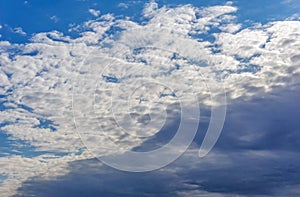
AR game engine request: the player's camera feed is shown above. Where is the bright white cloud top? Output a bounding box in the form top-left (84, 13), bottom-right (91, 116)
top-left (0, 1), bottom-right (299, 196)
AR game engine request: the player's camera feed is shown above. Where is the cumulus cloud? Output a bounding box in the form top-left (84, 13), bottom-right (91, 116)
top-left (0, 1), bottom-right (300, 196)
top-left (143, 0), bottom-right (159, 18)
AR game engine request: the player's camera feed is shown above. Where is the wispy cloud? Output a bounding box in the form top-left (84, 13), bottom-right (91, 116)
top-left (88, 9), bottom-right (100, 17)
top-left (50, 15), bottom-right (59, 23)
top-left (12, 27), bottom-right (26, 36)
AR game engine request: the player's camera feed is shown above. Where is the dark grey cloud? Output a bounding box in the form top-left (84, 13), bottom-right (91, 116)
top-left (213, 83), bottom-right (300, 152)
top-left (14, 159), bottom-right (179, 197)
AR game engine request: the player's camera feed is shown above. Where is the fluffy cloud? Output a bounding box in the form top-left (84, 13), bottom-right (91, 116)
top-left (0, 1), bottom-right (300, 196)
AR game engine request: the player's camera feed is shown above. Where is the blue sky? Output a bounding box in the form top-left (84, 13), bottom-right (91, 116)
top-left (0, 0), bottom-right (300, 196)
top-left (1, 0), bottom-right (299, 43)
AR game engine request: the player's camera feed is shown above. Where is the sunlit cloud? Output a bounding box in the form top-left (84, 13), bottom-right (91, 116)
top-left (0, 1), bottom-right (299, 196)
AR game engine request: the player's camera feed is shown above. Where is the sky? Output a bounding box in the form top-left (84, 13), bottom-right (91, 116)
top-left (0, 0), bottom-right (300, 196)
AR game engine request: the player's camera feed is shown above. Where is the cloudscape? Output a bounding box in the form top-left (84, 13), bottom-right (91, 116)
top-left (0, 0), bottom-right (300, 196)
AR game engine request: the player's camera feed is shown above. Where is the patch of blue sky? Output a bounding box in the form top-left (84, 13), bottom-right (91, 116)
top-left (21, 50), bottom-right (39, 57)
top-left (189, 27), bottom-right (221, 44)
top-left (0, 0), bottom-right (144, 44)
top-left (235, 0), bottom-right (300, 27)
top-left (33, 118), bottom-right (58, 132)
top-left (0, 99), bottom-right (63, 158)
top-left (102, 74), bottom-right (120, 83)
top-left (0, 129), bottom-right (32, 157)
top-left (0, 130), bottom-right (69, 158)
top-left (0, 174), bottom-right (7, 186)
top-left (161, 0), bottom-right (299, 25)
top-left (0, 0), bottom-right (93, 43)
top-left (0, 98), bottom-right (12, 112)
top-left (0, 100), bottom-right (34, 114)
top-left (237, 64), bottom-right (261, 74)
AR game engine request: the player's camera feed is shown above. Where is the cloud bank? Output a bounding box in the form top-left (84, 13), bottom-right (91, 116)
top-left (0, 1), bottom-right (299, 196)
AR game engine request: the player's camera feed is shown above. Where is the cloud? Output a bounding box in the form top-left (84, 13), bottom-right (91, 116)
top-left (0, 1), bottom-right (300, 196)
top-left (219, 23), bottom-right (242, 33)
top-left (118, 3), bottom-right (129, 9)
top-left (50, 15), bottom-right (59, 23)
top-left (286, 13), bottom-right (300, 20)
top-left (12, 27), bottom-right (26, 36)
top-left (88, 9), bottom-right (101, 17)
top-left (143, 0), bottom-right (159, 18)
top-left (0, 152), bottom-right (93, 196)
top-left (12, 149), bottom-right (300, 196)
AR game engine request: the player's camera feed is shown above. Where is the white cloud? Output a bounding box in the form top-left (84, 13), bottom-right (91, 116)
top-left (1, 1), bottom-right (300, 195)
top-left (215, 29), bottom-right (268, 58)
top-left (286, 13), bottom-right (300, 20)
top-left (118, 2), bottom-right (129, 9)
top-left (143, 0), bottom-right (159, 18)
top-left (13, 27), bottom-right (26, 36)
top-left (89, 9), bottom-right (101, 17)
top-left (50, 15), bottom-right (59, 23)
top-left (219, 23), bottom-right (242, 33)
